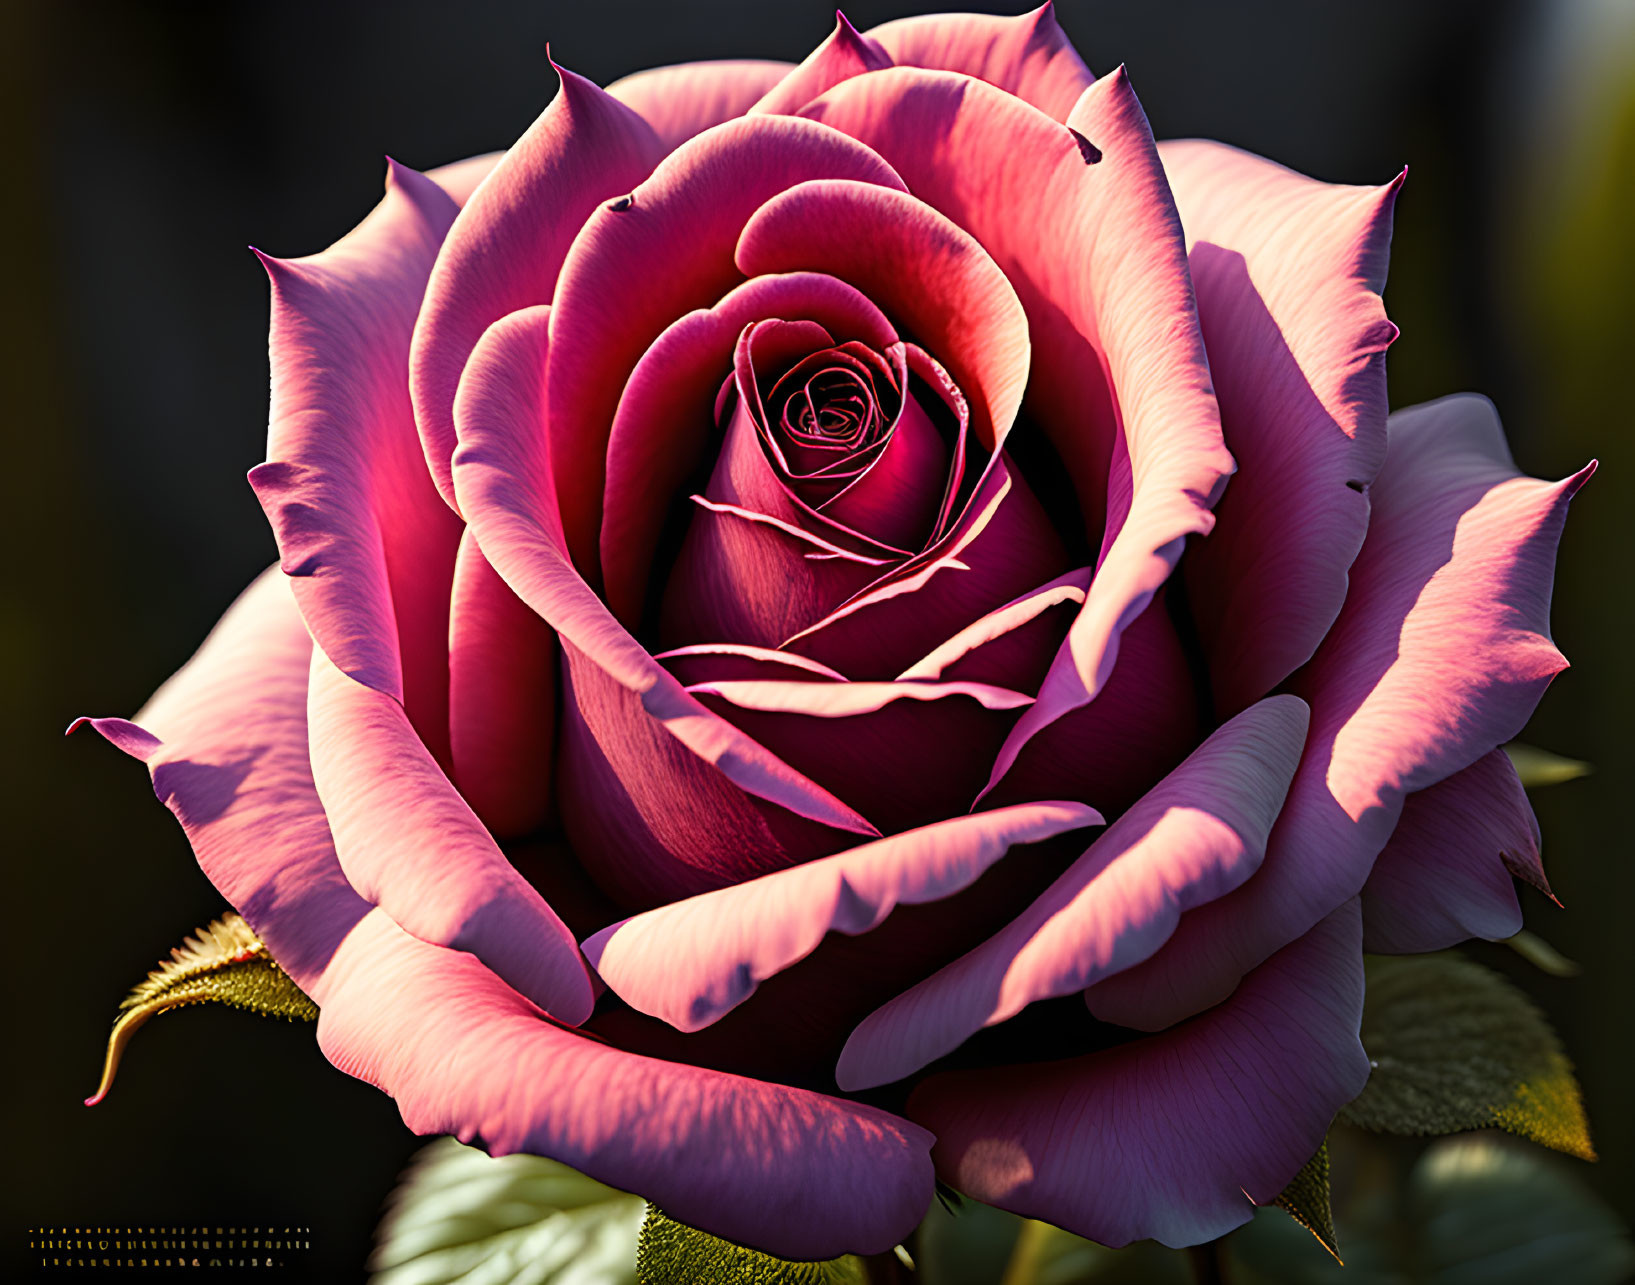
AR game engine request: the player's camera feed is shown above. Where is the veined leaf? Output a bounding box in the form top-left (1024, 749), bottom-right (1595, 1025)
top-left (635, 1207), bottom-right (864, 1285)
top-left (1503, 742), bottom-right (1591, 788)
top-left (87, 912), bottom-right (317, 1106)
top-left (1339, 955), bottom-right (1594, 1159)
top-left (1273, 1141), bottom-right (1340, 1262)
top-left (370, 1136), bottom-right (643, 1285)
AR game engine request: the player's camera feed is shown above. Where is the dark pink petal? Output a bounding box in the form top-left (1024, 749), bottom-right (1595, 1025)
top-left (1164, 140), bottom-right (1403, 715)
top-left (606, 60), bottom-right (794, 151)
top-left (799, 69), bottom-right (1232, 801)
top-left (838, 694), bottom-right (1308, 1090)
top-left (736, 178), bottom-right (1029, 454)
top-left (307, 650), bottom-right (593, 1024)
top-left (451, 306), bottom-right (876, 903)
top-left (247, 160), bottom-right (464, 765)
top-left (316, 908), bottom-right (935, 1259)
top-left (748, 14), bottom-right (891, 116)
top-left (910, 901), bottom-right (1368, 1248)
top-left (427, 152), bottom-right (502, 206)
top-left (410, 65), bottom-right (664, 510)
top-left (980, 595), bottom-right (1202, 816)
top-left (71, 568), bottom-right (365, 993)
top-left (688, 675), bottom-right (1032, 833)
top-left (447, 527), bottom-right (556, 839)
top-left (602, 271), bottom-right (896, 626)
top-left (660, 390), bottom-right (892, 650)
top-left (864, 3), bottom-right (1095, 123)
top-left (784, 459), bottom-right (1068, 679)
top-left (897, 568), bottom-right (1092, 689)
top-left (1089, 396), bottom-right (1592, 1030)
top-left (657, 642), bottom-right (849, 684)
top-left (583, 801), bottom-right (1100, 1033)
top-left (1360, 748), bottom-right (1547, 953)
top-left (545, 116), bottom-right (905, 577)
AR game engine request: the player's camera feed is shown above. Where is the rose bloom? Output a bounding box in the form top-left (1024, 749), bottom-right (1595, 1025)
top-left (80, 6), bottom-right (1589, 1260)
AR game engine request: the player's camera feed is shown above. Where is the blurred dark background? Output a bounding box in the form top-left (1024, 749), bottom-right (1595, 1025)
top-left (4, 0), bottom-right (1632, 1280)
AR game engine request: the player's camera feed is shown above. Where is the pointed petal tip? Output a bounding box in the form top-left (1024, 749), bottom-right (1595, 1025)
top-left (64, 716), bottom-right (91, 737)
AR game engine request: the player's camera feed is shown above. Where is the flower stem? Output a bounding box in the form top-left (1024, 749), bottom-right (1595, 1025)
top-left (1187, 1238), bottom-right (1231, 1285)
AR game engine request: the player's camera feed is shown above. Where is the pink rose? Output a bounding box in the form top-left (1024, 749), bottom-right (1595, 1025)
top-left (79, 7), bottom-right (1590, 1259)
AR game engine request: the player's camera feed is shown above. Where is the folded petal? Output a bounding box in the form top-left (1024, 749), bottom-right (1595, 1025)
top-left (799, 69), bottom-right (1232, 799)
top-left (452, 306), bottom-right (876, 906)
top-left (427, 152), bottom-right (503, 206)
top-left (602, 271), bottom-right (897, 626)
top-left (447, 527), bottom-right (557, 839)
top-left (909, 900), bottom-right (1368, 1248)
top-left (897, 567), bottom-right (1091, 690)
top-left (71, 568), bottom-right (366, 993)
top-left (839, 694), bottom-right (1308, 1090)
top-left (1360, 747), bottom-right (1545, 953)
top-left (606, 60), bottom-right (794, 152)
top-left (544, 116), bottom-right (905, 576)
top-left (583, 801), bottom-right (1100, 1033)
top-left (410, 65), bottom-right (665, 509)
top-left (316, 908), bottom-right (935, 1259)
top-left (748, 14), bottom-right (890, 116)
top-left (864, 4), bottom-right (1095, 123)
top-left (1163, 140), bottom-right (1402, 715)
top-left (247, 160), bottom-right (464, 764)
top-left (1089, 396), bottom-right (1591, 1029)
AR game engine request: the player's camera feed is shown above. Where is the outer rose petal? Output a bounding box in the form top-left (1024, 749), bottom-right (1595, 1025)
top-left (1359, 747), bottom-right (1546, 953)
top-left (544, 116), bottom-right (906, 577)
top-left (1089, 396), bottom-right (1591, 1029)
top-left (307, 649), bottom-right (594, 1025)
top-left (864, 3), bottom-right (1095, 123)
top-left (427, 152), bottom-right (503, 206)
top-left (315, 909), bottom-right (935, 1259)
top-left (71, 568), bottom-right (366, 993)
top-left (410, 65), bottom-right (665, 509)
top-left (447, 527), bottom-right (556, 839)
top-left (1162, 139), bottom-right (1403, 715)
top-left (910, 901), bottom-right (1369, 1248)
top-left (747, 15), bottom-right (890, 117)
top-left (838, 694), bottom-right (1308, 1090)
top-left (583, 802), bottom-right (1100, 1033)
top-left (247, 160), bottom-right (463, 765)
top-left (799, 68), bottom-right (1233, 797)
top-left (451, 306), bottom-right (876, 906)
top-left (606, 60), bottom-right (794, 152)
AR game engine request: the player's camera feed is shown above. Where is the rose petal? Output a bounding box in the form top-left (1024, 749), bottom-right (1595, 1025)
top-left (864, 3), bottom-right (1095, 123)
top-left (427, 152), bottom-right (503, 206)
top-left (910, 900), bottom-right (1368, 1248)
top-left (1088, 396), bottom-right (1592, 1029)
top-left (897, 567), bottom-right (1092, 687)
top-left (602, 270), bottom-right (897, 627)
top-left (447, 527), bottom-right (557, 839)
top-left (307, 648), bottom-right (593, 1024)
top-left (1359, 747), bottom-right (1546, 953)
top-left (410, 63), bottom-right (665, 510)
top-left (583, 801), bottom-right (1100, 1033)
top-left (316, 908), bottom-right (935, 1260)
top-left (70, 568), bottom-right (365, 993)
top-left (798, 69), bottom-right (1233, 802)
top-left (606, 60), bottom-right (795, 152)
top-left (1163, 140), bottom-right (1403, 715)
top-left (748, 14), bottom-right (891, 117)
top-left (544, 116), bottom-right (905, 577)
top-left (837, 694), bottom-right (1309, 1090)
top-left (451, 306), bottom-right (877, 906)
top-left (247, 160), bottom-right (464, 765)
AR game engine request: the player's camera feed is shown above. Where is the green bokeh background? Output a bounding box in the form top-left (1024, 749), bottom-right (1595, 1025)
top-left (4, 1), bottom-right (1631, 1280)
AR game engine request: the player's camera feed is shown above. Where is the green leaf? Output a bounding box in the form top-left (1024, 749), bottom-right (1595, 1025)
top-left (1273, 1142), bottom-right (1340, 1262)
top-left (1502, 742), bottom-right (1591, 788)
top-left (1503, 929), bottom-right (1582, 977)
top-left (1339, 955), bottom-right (1594, 1159)
top-left (86, 911), bottom-right (317, 1106)
top-left (635, 1207), bottom-right (864, 1285)
top-left (370, 1136), bottom-right (644, 1285)
top-left (1229, 1136), bottom-right (1635, 1285)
